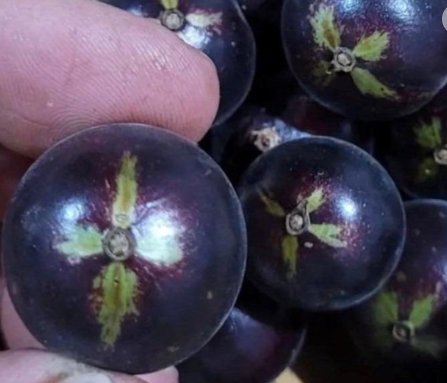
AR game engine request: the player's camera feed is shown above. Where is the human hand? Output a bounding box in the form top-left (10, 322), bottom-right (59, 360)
top-left (0, 0), bottom-right (219, 381)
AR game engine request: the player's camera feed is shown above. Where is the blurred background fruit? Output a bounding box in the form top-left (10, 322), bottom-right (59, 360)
top-left (282, 0), bottom-right (447, 120)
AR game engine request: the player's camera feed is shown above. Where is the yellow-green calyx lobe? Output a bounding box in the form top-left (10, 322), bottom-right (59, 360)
top-left (91, 262), bottom-right (140, 348)
top-left (113, 152), bottom-right (138, 229)
top-left (413, 117), bottom-right (447, 182)
top-left (259, 187), bottom-right (347, 276)
top-left (55, 152), bottom-right (142, 349)
top-left (160, 0), bottom-right (178, 10)
top-left (371, 289), bottom-right (445, 357)
top-left (309, 4), bottom-right (398, 100)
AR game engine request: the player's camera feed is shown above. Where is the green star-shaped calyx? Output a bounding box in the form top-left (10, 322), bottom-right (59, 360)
top-left (371, 289), bottom-right (444, 357)
top-left (55, 152), bottom-right (184, 348)
top-left (309, 4), bottom-right (398, 100)
top-left (259, 187), bottom-right (347, 275)
top-left (413, 117), bottom-right (446, 183)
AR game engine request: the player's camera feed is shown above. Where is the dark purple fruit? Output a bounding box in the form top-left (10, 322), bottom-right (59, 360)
top-left (248, 70), bottom-right (301, 116)
top-left (210, 99), bottom-right (373, 187)
top-left (237, 137), bottom-right (405, 311)
top-left (344, 200), bottom-right (447, 380)
top-left (379, 88), bottom-right (447, 200)
top-left (281, 92), bottom-right (374, 153)
top-left (294, 313), bottom-right (385, 383)
top-left (100, 0), bottom-right (256, 126)
top-left (177, 282), bottom-right (307, 383)
top-left (218, 106), bottom-right (310, 184)
top-left (1, 123), bottom-right (247, 374)
top-left (281, 0), bottom-right (447, 120)
top-left (237, 0), bottom-right (268, 14)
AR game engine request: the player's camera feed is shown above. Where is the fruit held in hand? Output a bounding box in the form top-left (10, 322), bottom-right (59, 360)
top-left (101, 0), bottom-right (256, 126)
top-left (379, 89), bottom-right (447, 200)
top-left (1, 123), bottom-right (247, 374)
top-left (281, 0), bottom-right (447, 120)
top-left (344, 200), bottom-right (447, 374)
top-left (237, 137), bottom-right (405, 311)
top-left (177, 282), bottom-right (306, 383)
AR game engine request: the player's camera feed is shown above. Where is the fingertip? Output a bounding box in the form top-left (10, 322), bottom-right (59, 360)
top-left (1, 286), bottom-right (43, 350)
top-left (0, 0), bottom-right (220, 157)
top-left (136, 367), bottom-right (179, 383)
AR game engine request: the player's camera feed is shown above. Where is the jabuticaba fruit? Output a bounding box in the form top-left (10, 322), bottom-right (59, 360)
top-left (237, 0), bottom-right (269, 14)
top-left (1, 123), bottom-right (247, 374)
top-left (237, 137), bottom-right (406, 311)
top-left (177, 282), bottom-right (307, 383)
top-left (343, 200), bottom-right (447, 380)
top-left (281, 0), bottom-right (447, 121)
top-left (281, 91), bottom-right (374, 153)
top-left (99, 0), bottom-right (256, 126)
top-left (218, 105), bottom-right (310, 185)
top-left (379, 88), bottom-right (447, 200)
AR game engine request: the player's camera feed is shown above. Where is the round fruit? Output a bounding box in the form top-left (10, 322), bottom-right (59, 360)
top-left (248, 70), bottom-right (302, 116)
top-left (281, 0), bottom-right (447, 120)
top-left (281, 92), bottom-right (374, 153)
top-left (237, 0), bottom-right (268, 14)
top-left (100, 0), bottom-right (256, 126)
top-left (237, 136), bottom-right (406, 311)
top-left (379, 89), bottom-right (447, 200)
top-left (344, 200), bottom-right (447, 371)
top-left (177, 282), bottom-right (307, 383)
top-left (1, 123), bottom-right (247, 374)
top-left (218, 106), bottom-right (310, 184)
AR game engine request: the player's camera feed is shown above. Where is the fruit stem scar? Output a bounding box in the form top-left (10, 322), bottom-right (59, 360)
top-left (330, 47), bottom-right (356, 73)
top-left (392, 321), bottom-right (415, 343)
top-left (250, 127), bottom-right (281, 152)
top-left (103, 228), bottom-right (136, 262)
top-left (160, 9), bottom-right (186, 31)
top-left (286, 200), bottom-right (311, 235)
top-left (434, 146), bottom-right (447, 166)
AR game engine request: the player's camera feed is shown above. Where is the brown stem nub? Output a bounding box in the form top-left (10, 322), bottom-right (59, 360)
top-left (330, 47), bottom-right (356, 73)
top-left (434, 146), bottom-right (447, 166)
top-left (285, 200), bottom-right (310, 236)
top-left (392, 321), bottom-right (415, 343)
top-left (103, 227), bottom-right (135, 262)
top-left (250, 127), bottom-right (281, 152)
top-left (160, 9), bottom-right (186, 32)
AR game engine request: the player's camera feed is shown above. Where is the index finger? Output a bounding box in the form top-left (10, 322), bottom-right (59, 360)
top-left (0, 0), bottom-right (219, 158)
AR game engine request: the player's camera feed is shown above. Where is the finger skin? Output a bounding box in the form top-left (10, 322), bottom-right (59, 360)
top-left (0, 0), bottom-right (219, 157)
top-left (0, 349), bottom-right (178, 383)
top-left (0, 146), bottom-right (33, 220)
top-left (0, 288), bottom-right (178, 382)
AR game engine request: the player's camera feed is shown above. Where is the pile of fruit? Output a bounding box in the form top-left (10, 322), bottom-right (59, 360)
top-left (2, 0), bottom-right (447, 382)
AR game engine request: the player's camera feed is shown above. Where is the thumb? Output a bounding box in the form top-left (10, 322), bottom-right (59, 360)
top-left (0, 0), bottom-right (219, 158)
top-left (0, 349), bottom-right (176, 383)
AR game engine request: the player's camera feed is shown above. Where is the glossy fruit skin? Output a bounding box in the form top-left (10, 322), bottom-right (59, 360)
top-left (237, 137), bottom-right (406, 311)
top-left (281, 0), bottom-right (447, 120)
top-left (218, 106), bottom-right (310, 185)
top-left (281, 92), bottom-right (374, 153)
top-left (1, 123), bottom-right (247, 374)
top-left (101, 0), bottom-right (256, 126)
top-left (177, 282), bottom-right (307, 383)
top-left (343, 200), bottom-right (447, 381)
top-left (378, 88), bottom-right (447, 200)
top-left (209, 100), bottom-right (373, 187)
top-left (237, 0), bottom-right (268, 14)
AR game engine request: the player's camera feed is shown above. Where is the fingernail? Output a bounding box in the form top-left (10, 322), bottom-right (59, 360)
top-left (59, 372), bottom-right (113, 383)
